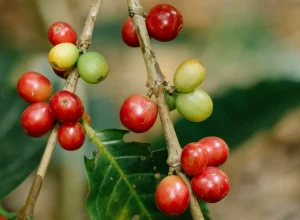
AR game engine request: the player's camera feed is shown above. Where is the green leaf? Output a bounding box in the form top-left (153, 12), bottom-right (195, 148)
top-left (152, 79), bottom-right (300, 151)
top-left (85, 129), bottom-right (209, 220)
top-left (0, 85), bottom-right (45, 200)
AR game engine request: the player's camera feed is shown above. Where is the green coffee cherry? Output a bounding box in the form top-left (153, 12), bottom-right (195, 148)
top-left (165, 91), bottom-right (177, 111)
top-left (174, 59), bottom-right (205, 92)
top-left (77, 51), bottom-right (108, 84)
top-left (176, 89), bottom-right (213, 122)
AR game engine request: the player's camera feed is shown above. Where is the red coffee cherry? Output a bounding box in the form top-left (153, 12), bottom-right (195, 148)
top-left (191, 166), bottom-right (230, 203)
top-left (146, 4), bottom-right (183, 42)
top-left (58, 122), bottom-right (85, 151)
top-left (155, 175), bottom-right (189, 215)
top-left (49, 90), bottom-right (84, 123)
top-left (181, 142), bottom-right (208, 175)
top-left (21, 102), bottom-right (54, 137)
top-left (48, 22), bottom-right (77, 46)
top-left (198, 136), bottom-right (229, 167)
top-left (121, 17), bottom-right (140, 47)
top-left (119, 94), bottom-right (158, 133)
top-left (17, 71), bottom-right (52, 103)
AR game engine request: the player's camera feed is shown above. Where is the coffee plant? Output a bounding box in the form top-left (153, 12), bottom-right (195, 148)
top-left (3, 0), bottom-right (299, 219)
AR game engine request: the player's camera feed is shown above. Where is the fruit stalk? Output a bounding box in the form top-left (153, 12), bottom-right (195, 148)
top-left (127, 0), bottom-right (182, 170)
top-left (127, 0), bottom-right (204, 219)
top-left (17, 0), bottom-right (103, 218)
top-left (177, 171), bottom-right (205, 220)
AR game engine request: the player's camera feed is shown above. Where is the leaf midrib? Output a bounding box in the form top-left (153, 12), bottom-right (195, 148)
top-left (91, 131), bottom-right (152, 219)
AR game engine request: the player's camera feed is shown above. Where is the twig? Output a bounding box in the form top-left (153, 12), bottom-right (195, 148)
top-left (177, 171), bottom-right (205, 220)
top-left (127, 0), bottom-right (204, 219)
top-left (16, 0), bottom-right (103, 219)
top-left (127, 0), bottom-right (182, 171)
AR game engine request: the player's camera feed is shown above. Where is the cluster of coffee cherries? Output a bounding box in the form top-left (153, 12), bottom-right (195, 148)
top-left (16, 20), bottom-right (110, 151)
top-left (169, 58), bottom-right (212, 122)
top-left (119, 58), bottom-right (211, 133)
top-left (156, 137), bottom-right (230, 216)
top-left (48, 22), bottom-right (108, 84)
top-left (121, 4), bottom-right (183, 47)
top-left (119, 3), bottom-right (212, 133)
top-left (18, 71), bottom-right (87, 151)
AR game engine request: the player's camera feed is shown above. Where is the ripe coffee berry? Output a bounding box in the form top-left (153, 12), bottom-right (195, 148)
top-left (191, 166), bottom-right (230, 203)
top-left (198, 136), bottom-right (229, 167)
top-left (146, 4), bottom-right (183, 42)
top-left (0, 216), bottom-right (7, 220)
top-left (48, 22), bottom-right (77, 46)
top-left (181, 142), bottom-right (208, 175)
top-left (21, 102), bottom-right (54, 137)
top-left (49, 90), bottom-right (84, 123)
top-left (121, 17), bottom-right (140, 47)
top-left (120, 94), bottom-right (158, 133)
top-left (58, 122), bottom-right (85, 151)
top-left (17, 71), bottom-right (52, 103)
top-left (155, 175), bottom-right (189, 215)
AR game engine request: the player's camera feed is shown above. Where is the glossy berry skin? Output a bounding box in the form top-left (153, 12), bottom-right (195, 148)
top-left (48, 43), bottom-right (79, 71)
top-left (21, 102), bottom-right (54, 137)
top-left (155, 175), bottom-right (189, 215)
top-left (17, 71), bottom-right (52, 103)
top-left (174, 59), bottom-right (206, 92)
top-left (146, 4), bottom-right (183, 42)
top-left (49, 90), bottom-right (84, 123)
top-left (77, 52), bottom-right (108, 84)
top-left (0, 217), bottom-right (7, 220)
top-left (181, 142), bottom-right (208, 175)
top-left (58, 122), bottom-right (85, 151)
top-left (48, 22), bottom-right (77, 46)
top-left (176, 89), bottom-right (213, 122)
top-left (191, 167), bottom-right (230, 203)
top-left (121, 17), bottom-right (139, 47)
top-left (120, 94), bottom-right (158, 133)
top-left (198, 136), bottom-right (229, 167)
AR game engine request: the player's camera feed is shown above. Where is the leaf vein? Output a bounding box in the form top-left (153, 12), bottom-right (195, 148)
top-left (98, 164), bottom-right (113, 193)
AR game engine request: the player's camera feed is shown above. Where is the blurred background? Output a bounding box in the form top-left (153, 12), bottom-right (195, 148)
top-left (1, 0), bottom-right (300, 219)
